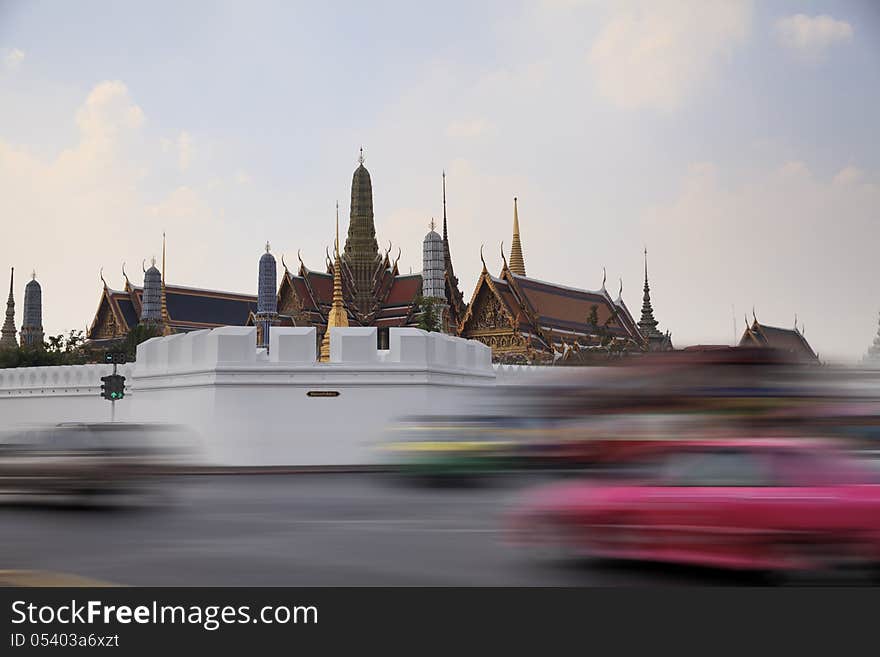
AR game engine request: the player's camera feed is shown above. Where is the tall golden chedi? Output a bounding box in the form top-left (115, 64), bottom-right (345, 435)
top-left (508, 197), bottom-right (526, 276)
top-left (319, 203), bottom-right (350, 362)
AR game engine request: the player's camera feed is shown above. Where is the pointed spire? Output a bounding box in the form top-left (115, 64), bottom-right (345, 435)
top-left (442, 170), bottom-right (448, 241)
top-left (160, 232), bottom-right (170, 332)
top-left (1, 267), bottom-right (17, 348)
top-left (638, 247), bottom-right (661, 339)
top-left (508, 197), bottom-right (526, 276)
top-left (320, 202), bottom-right (350, 362)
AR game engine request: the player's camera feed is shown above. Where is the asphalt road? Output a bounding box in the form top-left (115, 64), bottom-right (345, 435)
top-left (0, 473), bottom-right (770, 586)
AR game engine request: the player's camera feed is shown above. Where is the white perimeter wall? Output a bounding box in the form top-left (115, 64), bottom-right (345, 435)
top-left (1, 327), bottom-right (497, 466)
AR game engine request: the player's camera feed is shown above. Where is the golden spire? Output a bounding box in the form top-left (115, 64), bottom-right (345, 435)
top-left (509, 197), bottom-right (526, 276)
top-left (320, 202), bottom-right (349, 362)
top-left (160, 232), bottom-right (171, 334)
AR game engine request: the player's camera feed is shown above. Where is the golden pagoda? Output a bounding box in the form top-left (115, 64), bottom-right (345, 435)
top-left (319, 203), bottom-right (349, 362)
top-left (508, 197), bottom-right (526, 276)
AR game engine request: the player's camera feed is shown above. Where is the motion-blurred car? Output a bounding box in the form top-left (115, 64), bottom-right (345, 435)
top-left (0, 422), bottom-right (194, 503)
top-left (509, 439), bottom-right (880, 578)
top-left (380, 415), bottom-right (523, 481)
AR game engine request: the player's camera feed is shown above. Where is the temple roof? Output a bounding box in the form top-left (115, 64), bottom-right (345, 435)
top-left (509, 273), bottom-right (639, 339)
top-left (739, 320), bottom-right (818, 361)
top-left (89, 284), bottom-right (257, 338)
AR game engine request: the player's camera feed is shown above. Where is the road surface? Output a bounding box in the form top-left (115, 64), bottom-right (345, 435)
top-left (0, 474), bottom-right (769, 586)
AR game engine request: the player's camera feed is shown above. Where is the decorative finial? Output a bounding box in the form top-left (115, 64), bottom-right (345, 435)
top-left (31, 269), bottom-right (36, 281)
top-left (281, 253), bottom-right (289, 272)
top-left (480, 244), bottom-right (487, 271)
top-left (297, 249), bottom-right (305, 270)
top-left (500, 241), bottom-right (507, 269)
top-left (142, 259), bottom-right (147, 273)
top-left (335, 201), bottom-right (340, 256)
top-left (618, 277), bottom-right (623, 299)
top-left (265, 241), bottom-right (271, 253)
top-left (794, 313), bottom-right (798, 330)
top-left (602, 267), bottom-right (607, 288)
top-left (430, 218), bottom-right (436, 232)
top-left (357, 147), bottom-right (365, 166)
top-left (151, 256), bottom-right (157, 267)
top-left (442, 170), bottom-right (447, 219)
top-left (100, 267), bottom-right (107, 288)
top-left (752, 306), bottom-right (757, 325)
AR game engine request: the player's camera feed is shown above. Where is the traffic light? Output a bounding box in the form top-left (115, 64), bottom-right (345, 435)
top-left (100, 374), bottom-right (126, 400)
top-left (104, 351), bottom-right (127, 365)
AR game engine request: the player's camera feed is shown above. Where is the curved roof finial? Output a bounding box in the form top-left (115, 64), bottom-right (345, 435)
top-left (122, 262), bottom-right (129, 283)
top-left (500, 241), bottom-right (508, 269)
top-left (393, 247), bottom-right (401, 269)
top-left (752, 306), bottom-right (757, 325)
top-left (297, 249), bottom-right (307, 270)
top-left (794, 313), bottom-right (798, 331)
top-left (142, 259), bottom-right (147, 274)
top-left (744, 314), bottom-right (749, 331)
top-left (602, 267), bottom-right (607, 289)
top-left (618, 277), bottom-right (623, 299)
top-left (100, 267), bottom-right (107, 289)
top-left (479, 244), bottom-right (487, 272)
top-left (281, 253), bottom-right (289, 272)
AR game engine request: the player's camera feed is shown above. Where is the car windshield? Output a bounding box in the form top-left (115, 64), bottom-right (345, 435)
top-left (656, 449), bottom-right (774, 487)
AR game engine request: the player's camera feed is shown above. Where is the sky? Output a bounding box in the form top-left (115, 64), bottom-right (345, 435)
top-left (0, 0), bottom-right (878, 362)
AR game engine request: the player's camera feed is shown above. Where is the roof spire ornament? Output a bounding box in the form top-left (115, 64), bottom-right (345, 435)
top-left (508, 197), bottom-right (526, 276)
top-left (1, 267), bottom-right (17, 349)
top-left (638, 247), bottom-right (662, 339)
top-left (160, 232), bottom-right (170, 332)
top-left (320, 201), bottom-right (349, 362)
top-left (358, 147), bottom-right (365, 166)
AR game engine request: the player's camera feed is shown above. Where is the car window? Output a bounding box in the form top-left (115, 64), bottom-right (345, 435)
top-left (660, 449), bottom-right (773, 487)
top-left (773, 450), bottom-right (880, 486)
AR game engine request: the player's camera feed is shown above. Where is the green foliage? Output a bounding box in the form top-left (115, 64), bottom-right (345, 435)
top-left (121, 323), bottom-right (164, 362)
top-left (415, 296), bottom-right (441, 332)
top-left (0, 330), bottom-right (89, 368)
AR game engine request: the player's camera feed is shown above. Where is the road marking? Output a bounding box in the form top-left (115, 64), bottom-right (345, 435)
top-left (0, 570), bottom-right (119, 587)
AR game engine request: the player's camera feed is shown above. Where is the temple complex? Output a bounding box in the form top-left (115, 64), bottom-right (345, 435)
top-left (270, 154), bottom-right (464, 349)
top-left (459, 199), bottom-right (669, 363)
top-left (87, 152), bottom-right (466, 352)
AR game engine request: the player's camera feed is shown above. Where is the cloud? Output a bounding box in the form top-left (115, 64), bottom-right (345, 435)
top-left (445, 118), bottom-right (493, 138)
top-left (177, 131), bottom-right (194, 171)
top-left (776, 14), bottom-right (853, 59)
top-left (589, 0), bottom-right (752, 110)
top-left (0, 80), bottom-right (254, 335)
top-left (2, 47), bottom-right (24, 70)
top-left (641, 160), bottom-right (880, 361)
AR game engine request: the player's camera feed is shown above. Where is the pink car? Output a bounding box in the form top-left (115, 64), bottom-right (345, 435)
top-left (509, 439), bottom-right (880, 577)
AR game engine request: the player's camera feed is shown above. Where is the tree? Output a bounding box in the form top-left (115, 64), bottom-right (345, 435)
top-left (121, 323), bottom-right (164, 362)
top-left (0, 330), bottom-right (89, 368)
top-left (415, 296), bottom-right (441, 332)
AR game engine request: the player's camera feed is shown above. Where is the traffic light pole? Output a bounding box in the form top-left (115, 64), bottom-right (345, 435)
top-left (111, 362), bottom-right (116, 423)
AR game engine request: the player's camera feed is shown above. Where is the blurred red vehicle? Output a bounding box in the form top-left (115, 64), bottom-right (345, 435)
top-left (509, 439), bottom-right (880, 577)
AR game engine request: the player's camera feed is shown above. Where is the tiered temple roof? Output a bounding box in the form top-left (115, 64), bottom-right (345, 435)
top-left (88, 276), bottom-right (257, 343)
top-left (738, 318), bottom-right (818, 362)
